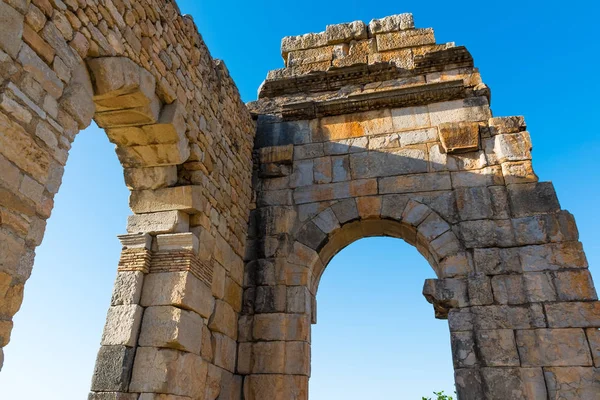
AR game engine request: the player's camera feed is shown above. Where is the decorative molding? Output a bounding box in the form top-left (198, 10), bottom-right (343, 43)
top-left (259, 46), bottom-right (473, 99)
top-left (280, 79), bottom-right (467, 120)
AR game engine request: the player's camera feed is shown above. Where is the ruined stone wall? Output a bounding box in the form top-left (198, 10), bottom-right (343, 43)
top-left (0, 0), bottom-right (254, 398)
top-left (245, 14), bottom-right (600, 400)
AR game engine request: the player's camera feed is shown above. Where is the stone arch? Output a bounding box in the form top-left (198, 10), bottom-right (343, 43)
top-left (243, 13), bottom-right (600, 400)
top-left (288, 199), bottom-right (468, 296)
top-left (0, 1), bottom-right (255, 399)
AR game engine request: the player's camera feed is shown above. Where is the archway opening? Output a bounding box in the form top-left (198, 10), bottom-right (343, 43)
top-left (0, 122), bottom-right (129, 399)
top-left (310, 236), bottom-right (455, 399)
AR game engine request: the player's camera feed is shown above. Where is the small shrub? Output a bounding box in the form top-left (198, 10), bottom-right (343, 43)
top-left (422, 390), bottom-right (454, 400)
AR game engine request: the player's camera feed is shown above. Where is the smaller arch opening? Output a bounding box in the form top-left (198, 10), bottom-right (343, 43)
top-left (310, 236), bottom-right (456, 399)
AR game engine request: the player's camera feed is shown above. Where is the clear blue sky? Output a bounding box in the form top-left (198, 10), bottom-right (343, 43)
top-left (1, 1), bottom-right (599, 399)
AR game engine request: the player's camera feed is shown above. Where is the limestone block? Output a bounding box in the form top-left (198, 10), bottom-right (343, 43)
top-left (253, 313), bottom-right (310, 342)
top-left (475, 329), bottom-right (519, 366)
top-left (259, 145), bottom-right (294, 164)
top-left (553, 270), bottom-right (597, 301)
top-left (459, 219), bottom-right (515, 248)
top-left (376, 28), bottom-right (435, 51)
top-left (212, 332), bottom-right (237, 372)
top-left (491, 275), bottom-right (526, 305)
top-left (349, 147), bottom-right (428, 179)
top-left (208, 300), bottom-right (238, 339)
top-left (141, 272), bottom-right (214, 319)
top-left (454, 368), bottom-right (484, 400)
top-left (124, 166), bottom-right (178, 190)
top-left (455, 186), bottom-right (493, 221)
top-left (312, 208), bottom-right (339, 234)
top-left (101, 305), bottom-right (143, 347)
top-left (332, 39), bottom-right (374, 67)
top-left (331, 198), bottom-right (360, 223)
top-left (281, 32), bottom-right (328, 58)
top-left (203, 363), bottom-right (222, 400)
top-left (379, 172), bottom-right (452, 194)
top-left (545, 302), bottom-right (600, 328)
top-left (156, 233), bottom-right (198, 253)
top-left (451, 166), bottom-right (503, 188)
top-left (356, 196), bottom-right (381, 219)
top-left (91, 345), bottom-right (136, 392)
top-left (60, 62), bottom-right (96, 129)
top-left (470, 304), bottom-right (546, 330)
top-left (95, 100), bottom-right (161, 129)
top-left (289, 160), bottom-right (313, 188)
top-left (127, 210), bottom-right (189, 234)
top-left (115, 140), bottom-right (190, 167)
top-left (508, 182), bottom-right (560, 217)
top-left (451, 331), bottom-right (478, 367)
top-left (243, 374), bottom-right (308, 400)
top-left (417, 212), bottom-right (450, 243)
top-left (586, 328), bottom-right (600, 367)
top-left (287, 46), bottom-right (334, 67)
top-left (369, 13), bottom-right (414, 34)
top-left (138, 306), bottom-right (204, 354)
top-left (467, 273), bottom-right (493, 306)
top-left (438, 122), bottom-right (480, 153)
top-left (428, 97), bottom-right (491, 126)
top-left (129, 347), bottom-right (207, 398)
top-left (502, 161), bottom-right (538, 184)
top-left (111, 271), bottom-right (144, 306)
top-left (489, 116), bottom-right (526, 135)
top-left (494, 132), bottom-right (532, 162)
top-left (423, 278), bottom-right (468, 318)
top-left (516, 328), bottom-right (592, 367)
top-left (325, 21), bottom-right (367, 44)
top-left (88, 57), bottom-right (153, 99)
top-left (0, 2), bottom-right (23, 58)
top-left (287, 286), bottom-right (311, 314)
top-left (544, 367), bottom-right (600, 399)
top-left (391, 106), bottom-right (431, 131)
top-left (430, 231), bottom-right (461, 261)
top-left (481, 367), bottom-right (548, 400)
top-left (523, 272), bottom-right (556, 302)
top-left (254, 285), bottom-right (287, 314)
top-left (18, 44), bottom-right (64, 98)
top-left (130, 186), bottom-right (204, 214)
top-left (285, 341), bottom-right (310, 375)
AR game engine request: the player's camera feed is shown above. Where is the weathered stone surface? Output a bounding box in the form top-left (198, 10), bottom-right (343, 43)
top-left (545, 301), bottom-right (600, 328)
top-left (91, 345), bottom-right (136, 392)
top-left (141, 272), bottom-right (214, 319)
top-left (516, 329), bottom-right (592, 367)
top-left (138, 306), bottom-right (204, 354)
top-left (0, 2), bottom-right (24, 58)
top-left (101, 305), bottom-right (143, 347)
top-left (376, 28), bottom-right (435, 51)
top-left (129, 347), bottom-right (207, 398)
top-left (369, 13), bottom-right (414, 34)
top-left (325, 21), bottom-right (367, 44)
top-left (438, 122), bottom-right (480, 153)
top-left (111, 271), bottom-right (144, 306)
top-left (544, 367), bottom-right (600, 400)
top-left (127, 211), bottom-right (189, 234)
top-left (475, 329), bottom-right (519, 366)
top-left (130, 186), bottom-right (204, 214)
top-left (481, 367), bottom-right (547, 400)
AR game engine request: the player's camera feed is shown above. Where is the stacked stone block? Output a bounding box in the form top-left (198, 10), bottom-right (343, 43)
top-left (0, 0), bottom-right (254, 399)
top-left (245, 13), bottom-right (600, 400)
top-left (0, 4), bottom-right (599, 399)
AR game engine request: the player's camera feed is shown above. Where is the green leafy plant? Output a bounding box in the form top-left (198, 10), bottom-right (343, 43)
top-left (422, 391), bottom-right (454, 400)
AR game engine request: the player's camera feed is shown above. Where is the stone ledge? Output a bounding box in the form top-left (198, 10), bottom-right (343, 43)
top-left (259, 46), bottom-right (473, 98)
top-left (279, 79), bottom-right (467, 121)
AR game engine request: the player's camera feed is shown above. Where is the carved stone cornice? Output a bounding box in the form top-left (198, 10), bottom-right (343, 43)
top-left (258, 46), bottom-right (473, 99)
top-left (279, 79), bottom-right (467, 121)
